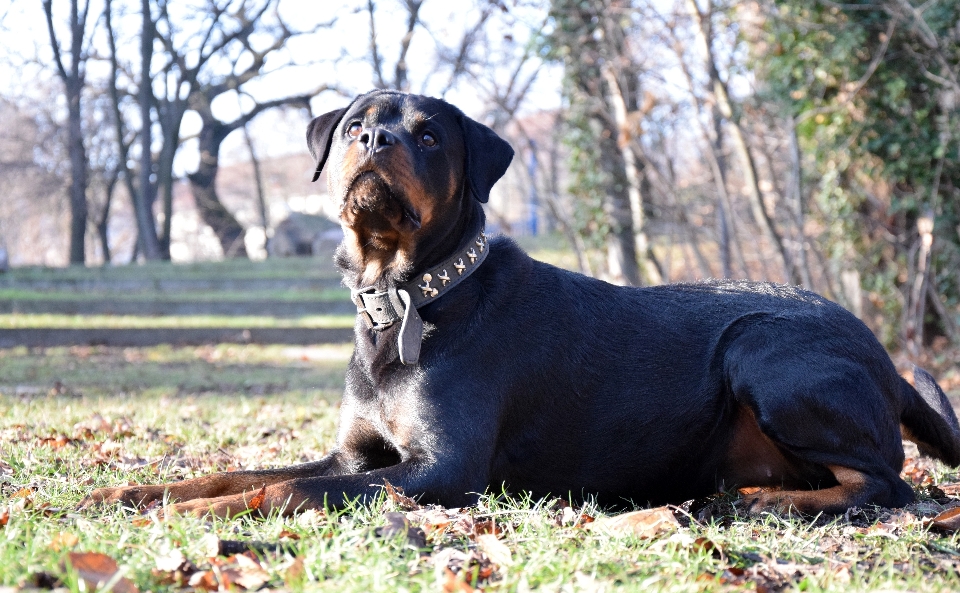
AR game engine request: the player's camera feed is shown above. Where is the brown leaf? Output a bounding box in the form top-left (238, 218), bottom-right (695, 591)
top-left (473, 519), bottom-right (501, 537)
top-left (383, 479), bottom-right (420, 511)
top-left (284, 557), bottom-right (306, 588)
top-left (375, 512), bottom-right (427, 548)
top-left (278, 529), bottom-right (301, 540)
top-left (247, 485), bottom-right (267, 512)
top-left (692, 537), bottom-right (723, 559)
top-left (49, 531), bottom-right (80, 551)
top-left (476, 533), bottom-right (513, 567)
top-left (188, 569), bottom-right (220, 591)
top-left (0, 507), bottom-right (9, 528)
top-left (443, 568), bottom-right (477, 592)
top-left (938, 483), bottom-right (960, 497)
top-left (67, 551), bottom-right (139, 593)
top-left (930, 506), bottom-right (960, 532)
top-left (587, 506), bottom-right (679, 538)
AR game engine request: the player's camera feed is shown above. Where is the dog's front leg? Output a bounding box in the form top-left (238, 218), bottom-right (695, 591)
top-left (166, 456), bottom-right (482, 518)
top-left (80, 451), bottom-right (353, 511)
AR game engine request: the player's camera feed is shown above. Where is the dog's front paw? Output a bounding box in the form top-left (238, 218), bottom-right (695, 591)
top-left (78, 484), bottom-right (168, 511)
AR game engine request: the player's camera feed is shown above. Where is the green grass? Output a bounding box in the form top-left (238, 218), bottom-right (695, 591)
top-left (0, 313), bottom-right (355, 329)
top-left (0, 287), bottom-right (351, 302)
top-left (3, 348), bottom-right (960, 591)
top-left (0, 257), bottom-right (340, 282)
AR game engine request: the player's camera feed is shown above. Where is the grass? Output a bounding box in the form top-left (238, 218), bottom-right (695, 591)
top-left (0, 288), bottom-right (351, 302)
top-left (0, 257), bottom-right (340, 282)
top-left (2, 345), bottom-right (960, 591)
top-left (0, 314), bottom-right (355, 329)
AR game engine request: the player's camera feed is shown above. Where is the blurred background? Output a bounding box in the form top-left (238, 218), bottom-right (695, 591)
top-left (0, 0), bottom-right (958, 359)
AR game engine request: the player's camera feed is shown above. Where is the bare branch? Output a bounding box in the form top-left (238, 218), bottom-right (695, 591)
top-left (368, 0), bottom-right (386, 88)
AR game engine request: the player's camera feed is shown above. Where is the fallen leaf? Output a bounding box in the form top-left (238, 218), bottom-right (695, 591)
top-left (587, 506), bottom-right (679, 538)
top-left (49, 531), bottom-right (80, 551)
top-left (443, 568), bottom-right (477, 592)
top-left (383, 479), bottom-right (421, 511)
top-left (0, 507), bottom-right (9, 528)
top-left (938, 483), bottom-right (960, 496)
top-left (247, 485), bottom-right (266, 511)
top-left (692, 537), bottom-right (724, 559)
top-left (67, 552), bottom-right (139, 593)
top-left (375, 511), bottom-right (427, 549)
top-left (154, 548), bottom-right (187, 572)
top-left (227, 553), bottom-right (270, 590)
top-left (473, 519), bottom-right (501, 537)
top-left (188, 569), bottom-right (220, 591)
top-left (284, 557), bottom-right (306, 588)
top-left (278, 529), bottom-right (301, 540)
top-left (930, 507), bottom-right (960, 532)
top-left (476, 533), bottom-right (513, 567)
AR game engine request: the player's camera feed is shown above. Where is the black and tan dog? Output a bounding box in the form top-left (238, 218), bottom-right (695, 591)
top-left (83, 90), bottom-right (960, 518)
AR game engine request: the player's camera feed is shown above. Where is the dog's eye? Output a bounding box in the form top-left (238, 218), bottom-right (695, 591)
top-left (421, 132), bottom-right (438, 147)
top-left (347, 122), bottom-right (362, 137)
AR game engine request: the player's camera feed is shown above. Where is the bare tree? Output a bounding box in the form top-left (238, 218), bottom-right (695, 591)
top-left (42, 0), bottom-right (91, 265)
top-left (685, 0), bottom-right (797, 283)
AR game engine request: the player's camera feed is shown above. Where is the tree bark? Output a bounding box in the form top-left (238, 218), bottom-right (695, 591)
top-left (135, 0), bottom-right (162, 260)
top-left (243, 124), bottom-right (269, 230)
top-left (686, 0), bottom-right (795, 283)
top-left (43, 0), bottom-right (89, 265)
top-left (188, 121), bottom-right (248, 258)
top-left (600, 63), bottom-right (661, 285)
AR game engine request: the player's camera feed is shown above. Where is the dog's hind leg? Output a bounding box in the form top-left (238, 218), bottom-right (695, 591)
top-left (722, 333), bottom-right (915, 514)
top-left (739, 465), bottom-right (907, 515)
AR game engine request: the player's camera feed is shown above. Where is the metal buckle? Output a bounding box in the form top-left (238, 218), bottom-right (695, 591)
top-left (354, 288), bottom-right (401, 331)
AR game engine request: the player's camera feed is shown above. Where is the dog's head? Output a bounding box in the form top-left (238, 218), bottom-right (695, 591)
top-left (307, 90), bottom-right (513, 286)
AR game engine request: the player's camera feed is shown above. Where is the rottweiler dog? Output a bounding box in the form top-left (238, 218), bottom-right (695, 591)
top-left (83, 90), bottom-right (960, 518)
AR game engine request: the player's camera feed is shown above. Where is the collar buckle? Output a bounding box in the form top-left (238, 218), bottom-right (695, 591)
top-left (352, 287), bottom-right (404, 331)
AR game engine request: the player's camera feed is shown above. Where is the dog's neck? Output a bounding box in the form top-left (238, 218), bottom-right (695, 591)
top-left (336, 197), bottom-right (485, 292)
top-left (337, 199), bottom-right (486, 366)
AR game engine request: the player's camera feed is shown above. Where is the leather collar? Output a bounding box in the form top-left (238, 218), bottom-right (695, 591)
top-left (350, 229), bottom-right (488, 365)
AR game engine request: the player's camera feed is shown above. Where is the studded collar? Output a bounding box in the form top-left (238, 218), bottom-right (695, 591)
top-left (350, 229), bottom-right (489, 365)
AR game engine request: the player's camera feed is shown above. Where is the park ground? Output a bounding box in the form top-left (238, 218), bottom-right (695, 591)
top-left (1, 251), bottom-right (960, 591)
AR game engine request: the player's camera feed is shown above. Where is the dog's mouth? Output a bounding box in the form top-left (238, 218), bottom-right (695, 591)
top-left (343, 171), bottom-right (421, 231)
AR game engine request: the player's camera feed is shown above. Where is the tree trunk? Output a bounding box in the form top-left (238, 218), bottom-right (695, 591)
top-left (686, 0), bottom-right (795, 283)
top-left (44, 0), bottom-right (89, 265)
top-left (598, 119), bottom-right (641, 286)
top-left (188, 122), bottom-right (248, 258)
top-left (156, 102), bottom-right (184, 260)
top-left (601, 64), bottom-right (661, 285)
top-left (66, 76), bottom-right (88, 265)
top-left (135, 0), bottom-right (162, 260)
top-left (243, 124), bottom-right (269, 230)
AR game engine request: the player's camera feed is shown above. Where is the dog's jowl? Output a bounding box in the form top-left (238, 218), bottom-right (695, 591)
top-left (83, 90), bottom-right (960, 518)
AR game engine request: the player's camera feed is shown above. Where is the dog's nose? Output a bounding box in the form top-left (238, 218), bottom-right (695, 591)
top-left (358, 127), bottom-right (396, 153)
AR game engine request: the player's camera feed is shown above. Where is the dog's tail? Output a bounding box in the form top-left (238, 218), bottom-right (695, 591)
top-left (900, 366), bottom-right (960, 466)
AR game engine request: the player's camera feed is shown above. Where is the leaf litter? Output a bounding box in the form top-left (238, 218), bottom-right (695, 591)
top-left (5, 358), bottom-right (960, 590)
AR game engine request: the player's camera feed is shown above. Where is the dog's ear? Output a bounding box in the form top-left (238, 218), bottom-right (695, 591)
top-left (306, 107), bottom-right (348, 182)
top-left (458, 115), bottom-right (514, 203)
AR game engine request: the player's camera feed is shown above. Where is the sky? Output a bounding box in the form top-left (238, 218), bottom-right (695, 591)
top-left (0, 0), bottom-right (561, 175)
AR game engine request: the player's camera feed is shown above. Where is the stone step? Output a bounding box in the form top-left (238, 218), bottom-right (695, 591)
top-left (0, 327), bottom-right (355, 348)
top-left (0, 299), bottom-right (356, 317)
top-left (0, 277), bottom-right (343, 292)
